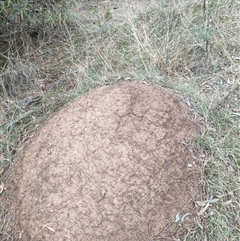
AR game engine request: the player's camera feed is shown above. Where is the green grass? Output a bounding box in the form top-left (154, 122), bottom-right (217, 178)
top-left (1, 0), bottom-right (239, 240)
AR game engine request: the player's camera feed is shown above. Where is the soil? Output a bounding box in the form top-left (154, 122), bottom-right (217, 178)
top-left (6, 83), bottom-right (201, 241)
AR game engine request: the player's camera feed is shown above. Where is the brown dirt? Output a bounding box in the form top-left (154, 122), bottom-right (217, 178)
top-left (6, 83), bottom-right (201, 241)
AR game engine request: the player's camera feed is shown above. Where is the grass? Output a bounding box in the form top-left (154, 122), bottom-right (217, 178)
top-left (1, 0), bottom-right (239, 240)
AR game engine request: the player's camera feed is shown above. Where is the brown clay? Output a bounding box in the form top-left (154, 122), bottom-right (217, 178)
top-left (6, 83), bottom-right (200, 240)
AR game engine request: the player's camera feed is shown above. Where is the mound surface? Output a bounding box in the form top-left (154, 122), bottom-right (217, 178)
top-left (7, 83), bottom-right (200, 240)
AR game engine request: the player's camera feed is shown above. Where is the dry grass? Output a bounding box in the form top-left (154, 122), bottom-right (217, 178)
top-left (1, 0), bottom-right (240, 240)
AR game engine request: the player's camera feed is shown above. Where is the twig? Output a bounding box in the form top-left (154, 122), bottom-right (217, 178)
top-left (203, 0), bottom-right (210, 65)
top-left (210, 82), bottom-right (240, 111)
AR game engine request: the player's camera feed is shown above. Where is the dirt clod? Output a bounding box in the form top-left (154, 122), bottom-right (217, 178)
top-left (7, 83), bottom-right (200, 240)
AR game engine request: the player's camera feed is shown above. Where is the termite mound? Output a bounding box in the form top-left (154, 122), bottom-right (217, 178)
top-left (7, 83), bottom-right (200, 240)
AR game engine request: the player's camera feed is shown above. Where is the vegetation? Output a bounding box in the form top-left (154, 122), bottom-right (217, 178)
top-left (1, 0), bottom-right (239, 240)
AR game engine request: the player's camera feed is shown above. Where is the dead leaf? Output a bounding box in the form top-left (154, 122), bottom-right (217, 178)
top-left (175, 212), bottom-right (180, 223)
top-left (197, 202), bottom-right (210, 216)
top-left (217, 193), bottom-right (228, 198)
top-left (181, 213), bottom-right (192, 221)
top-left (172, 237), bottom-right (181, 241)
top-left (196, 201), bottom-right (206, 207)
top-left (203, 198), bottom-right (219, 204)
top-left (46, 226), bottom-right (55, 232)
top-left (223, 199), bottom-right (232, 206)
top-left (0, 183), bottom-right (4, 194)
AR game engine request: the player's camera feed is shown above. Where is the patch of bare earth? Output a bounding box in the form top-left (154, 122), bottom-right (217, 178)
top-left (6, 83), bottom-right (201, 240)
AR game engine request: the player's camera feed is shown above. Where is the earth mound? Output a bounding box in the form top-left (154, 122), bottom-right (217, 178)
top-left (7, 83), bottom-right (200, 240)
